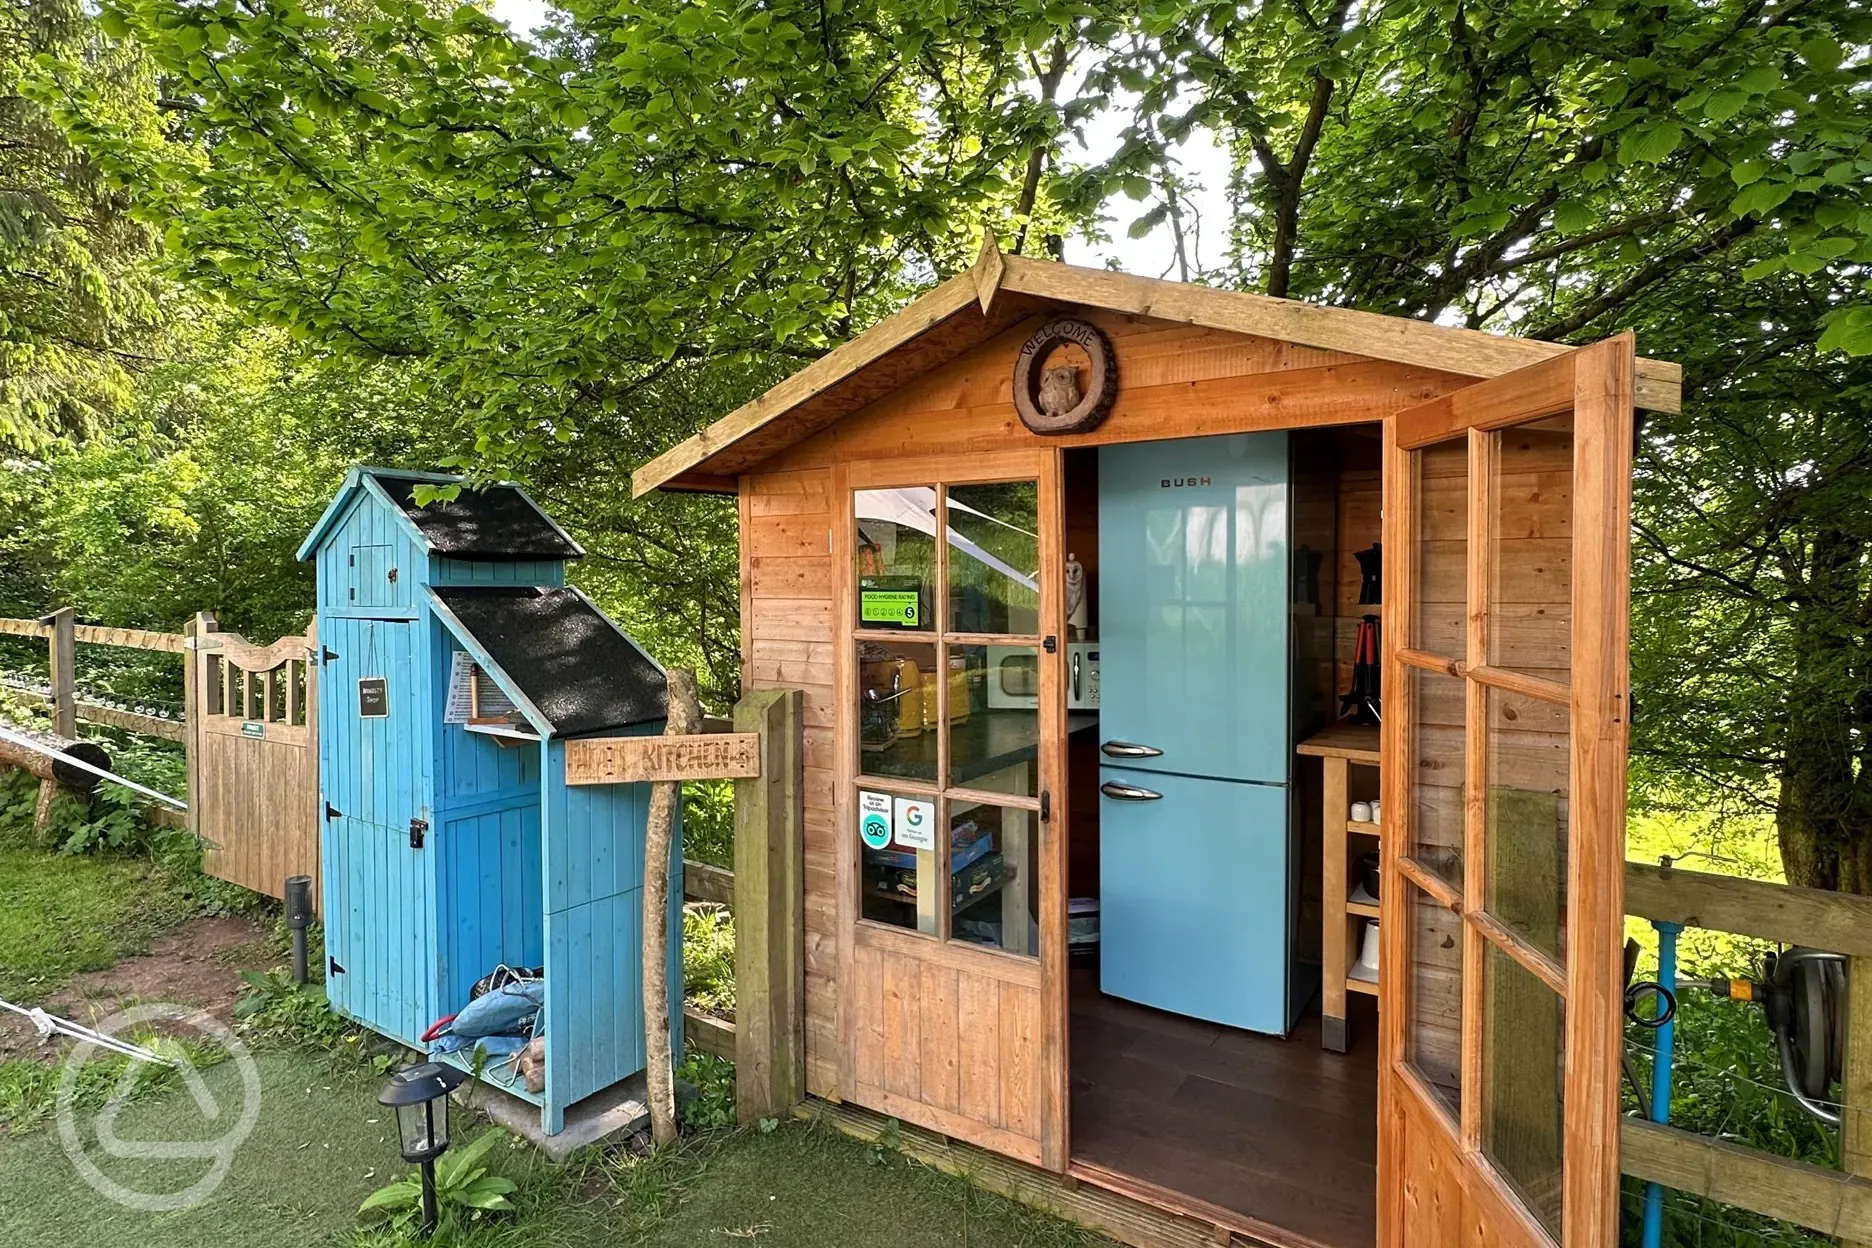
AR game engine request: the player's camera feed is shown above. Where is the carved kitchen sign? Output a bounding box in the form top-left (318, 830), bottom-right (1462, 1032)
top-left (1012, 317), bottom-right (1119, 435)
top-left (564, 733), bottom-right (761, 786)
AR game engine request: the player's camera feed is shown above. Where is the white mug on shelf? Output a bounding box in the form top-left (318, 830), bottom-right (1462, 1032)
top-left (1369, 799), bottom-right (1382, 826)
top-left (1349, 800), bottom-right (1372, 824)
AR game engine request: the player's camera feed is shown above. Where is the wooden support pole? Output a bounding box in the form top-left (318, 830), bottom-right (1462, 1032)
top-left (47, 607), bottom-right (76, 739)
top-left (644, 668), bottom-right (702, 1146)
top-left (732, 687), bottom-right (805, 1124)
top-left (1321, 755), bottom-right (1349, 1052)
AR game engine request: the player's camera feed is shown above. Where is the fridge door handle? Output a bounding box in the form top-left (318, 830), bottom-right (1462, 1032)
top-left (1100, 740), bottom-right (1163, 759)
top-left (1100, 780), bottom-right (1164, 802)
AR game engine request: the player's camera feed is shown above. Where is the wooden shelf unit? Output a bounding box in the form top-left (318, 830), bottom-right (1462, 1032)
top-left (1297, 720), bottom-right (1382, 1053)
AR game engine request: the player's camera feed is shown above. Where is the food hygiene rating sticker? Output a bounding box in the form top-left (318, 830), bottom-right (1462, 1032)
top-left (858, 791), bottom-right (892, 849)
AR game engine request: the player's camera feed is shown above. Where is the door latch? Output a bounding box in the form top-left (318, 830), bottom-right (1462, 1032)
top-left (387, 567), bottom-right (398, 583)
top-left (1043, 635), bottom-right (1058, 654)
top-left (1040, 790), bottom-right (1052, 823)
top-left (409, 817), bottom-right (428, 850)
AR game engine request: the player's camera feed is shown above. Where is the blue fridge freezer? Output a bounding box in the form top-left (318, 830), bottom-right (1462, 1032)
top-left (1097, 432), bottom-right (1301, 1035)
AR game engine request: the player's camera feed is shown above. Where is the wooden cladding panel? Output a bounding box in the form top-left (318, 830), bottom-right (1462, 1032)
top-left (850, 937), bottom-right (1045, 1165)
top-left (1396, 1083), bottom-right (1544, 1247)
top-left (742, 465), bottom-right (843, 1101)
top-left (762, 309), bottom-right (1473, 476)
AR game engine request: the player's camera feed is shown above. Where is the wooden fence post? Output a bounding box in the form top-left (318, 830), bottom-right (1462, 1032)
top-left (732, 687), bottom-right (804, 1124)
top-left (46, 607), bottom-right (76, 738)
top-left (183, 612), bottom-right (214, 845)
top-left (1844, 955), bottom-right (1872, 1248)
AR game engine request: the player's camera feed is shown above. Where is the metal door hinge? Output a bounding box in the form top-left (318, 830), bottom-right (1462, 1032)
top-left (1040, 790), bottom-right (1052, 823)
top-left (1043, 635), bottom-right (1057, 654)
top-left (409, 817), bottom-right (428, 850)
top-left (348, 586), bottom-right (355, 601)
top-left (323, 646), bottom-right (339, 664)
top-left (325, 802), bottom-right (342, 820)
top-left (329, 957), bottom-right (346, 976)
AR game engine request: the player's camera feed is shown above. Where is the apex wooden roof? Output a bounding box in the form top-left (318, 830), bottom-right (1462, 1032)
top-left (632, 237), bottom-right (1682, 497)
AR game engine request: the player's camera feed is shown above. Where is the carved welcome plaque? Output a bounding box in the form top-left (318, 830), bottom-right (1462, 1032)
top-left (564, 733), bottom-right (761, 785)
top-left (1012, 317), bottom-right (1119, 434)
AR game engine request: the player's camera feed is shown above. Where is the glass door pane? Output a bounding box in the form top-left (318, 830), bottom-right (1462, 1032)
top-left (946, 481), bottom-right (1041, 634)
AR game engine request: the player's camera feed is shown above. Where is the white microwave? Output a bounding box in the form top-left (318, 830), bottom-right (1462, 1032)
top-left (985, 643), bottom-right (1100, 710)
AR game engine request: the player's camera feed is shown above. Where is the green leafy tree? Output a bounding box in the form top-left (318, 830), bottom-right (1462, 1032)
top-left (1, 0), bottom-right (170, 446)
top-left (1628, 263), bottom-right (1872, 892)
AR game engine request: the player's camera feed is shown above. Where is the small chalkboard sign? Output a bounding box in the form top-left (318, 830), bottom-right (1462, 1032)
top-left (358, 676), bottom-right (389, 719)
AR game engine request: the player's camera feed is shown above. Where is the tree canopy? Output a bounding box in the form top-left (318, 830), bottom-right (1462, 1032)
top-left (5, 0), bottom-right (1870, 884)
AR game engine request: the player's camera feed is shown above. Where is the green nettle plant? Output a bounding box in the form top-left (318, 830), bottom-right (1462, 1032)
top-left (357, 1129), bottom-right (519, 1231)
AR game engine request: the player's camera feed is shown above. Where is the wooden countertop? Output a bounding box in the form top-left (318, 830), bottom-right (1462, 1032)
top-left (864, 710), bottom-right (1100, 786)
top-left (1295, 721), bottom-right (1381, 765)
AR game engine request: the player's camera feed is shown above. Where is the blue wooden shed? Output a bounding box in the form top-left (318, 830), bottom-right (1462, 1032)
top-left (296, 467), bottom-right (679, 1134)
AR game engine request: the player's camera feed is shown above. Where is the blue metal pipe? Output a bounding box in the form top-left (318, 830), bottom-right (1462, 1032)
top-left (1641, 920), bottom-right (1683, 1248)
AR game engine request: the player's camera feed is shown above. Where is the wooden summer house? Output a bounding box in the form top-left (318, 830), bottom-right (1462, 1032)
top-left (634, 240), bottom-right (1679, 1248)
top-left (297, 468), bottom-right (679, 1135)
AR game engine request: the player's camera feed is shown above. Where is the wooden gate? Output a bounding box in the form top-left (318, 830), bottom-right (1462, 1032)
top-left (189, 614), bottom-right (322, 910)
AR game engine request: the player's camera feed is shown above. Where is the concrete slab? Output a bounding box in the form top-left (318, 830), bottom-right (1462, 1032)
top-left (457, 1072), bottom-right (650, 1162)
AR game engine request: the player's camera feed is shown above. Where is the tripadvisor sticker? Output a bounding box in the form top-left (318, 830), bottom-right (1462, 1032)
top-left (858, 791), bottom-right (892, 850)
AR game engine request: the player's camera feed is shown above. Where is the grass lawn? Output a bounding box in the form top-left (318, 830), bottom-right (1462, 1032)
top-left (0, 842), bottom-right (194, 1000)
top-left (0, 1044), bottom-right (1107, 1248)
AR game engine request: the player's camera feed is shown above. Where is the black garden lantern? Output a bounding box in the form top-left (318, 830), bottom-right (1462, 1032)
top-left (379, 1061), bottom-right (467, 1236)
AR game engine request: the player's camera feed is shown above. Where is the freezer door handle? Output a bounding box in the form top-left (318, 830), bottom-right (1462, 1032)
top-left (1100, 780), bottom-right (1164, 802)
top-left (1100, 740), bottom-right (1163, 759)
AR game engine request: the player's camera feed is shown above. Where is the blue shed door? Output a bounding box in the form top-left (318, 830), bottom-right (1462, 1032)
top-left (347, 543), bottom-right (400, 609)
top-left (319, 616), bottom-right (433, 1043)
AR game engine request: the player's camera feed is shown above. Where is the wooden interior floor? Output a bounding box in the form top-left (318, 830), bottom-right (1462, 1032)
top-left (1069, 966), bottom-right (1379, 1248)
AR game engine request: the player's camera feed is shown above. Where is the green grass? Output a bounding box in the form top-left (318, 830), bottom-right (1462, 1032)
top-left (0, 1050), bottom-right (407, 1248)
top-left (0, 1044), bottom-right (1110, 1248)
top-left (0, 841), bottom-right (194, 1000)
top-left (635, 1121), bottom-right (1107, 1248)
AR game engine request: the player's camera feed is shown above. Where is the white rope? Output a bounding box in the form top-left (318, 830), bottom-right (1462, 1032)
top-left (0, 722), bottom-right (188, 810)
top-left (0, 998), bottom-right (177, 1065)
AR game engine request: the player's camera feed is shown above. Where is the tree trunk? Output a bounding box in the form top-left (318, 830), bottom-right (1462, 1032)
top-left (644, 668), bottom-right (703, 1144)
top-left (1775, 525), bottom-right (1872, 894)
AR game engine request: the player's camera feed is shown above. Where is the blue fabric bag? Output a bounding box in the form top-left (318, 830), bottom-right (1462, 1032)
top-left (447, 979), bottom-right (544, 1038)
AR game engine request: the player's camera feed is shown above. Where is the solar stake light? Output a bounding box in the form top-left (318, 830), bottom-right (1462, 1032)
top-left (378, 1061), bottom-right (467, 1237)
top-left (282, 875), bottom-right (314, 984)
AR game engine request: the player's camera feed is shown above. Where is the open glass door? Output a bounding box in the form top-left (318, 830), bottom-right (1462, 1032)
top-left (1379, 335), bottom-right (1634, 1247)
top-left (833, 448), bottom-right (1068, 1170)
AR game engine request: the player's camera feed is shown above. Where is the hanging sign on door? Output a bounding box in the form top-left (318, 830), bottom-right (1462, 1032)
top-left (858, 790), bottom-right (892, 849)
top-left (357, 677), bottom-right (389, 718)
top-left (893, 796), bottom-right (935, 851)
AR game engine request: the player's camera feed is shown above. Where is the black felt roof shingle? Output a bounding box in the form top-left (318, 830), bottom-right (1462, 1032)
top-left (370, 473), bottom-right (583, 561)
top-left (433, 587), bottom-right (667, 737)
